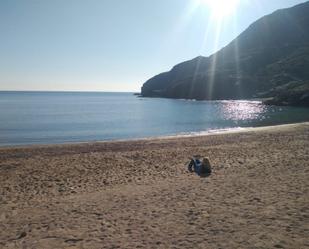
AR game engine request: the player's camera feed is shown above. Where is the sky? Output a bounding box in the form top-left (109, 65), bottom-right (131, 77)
top-left (0, 0), bottom-right (306, 92)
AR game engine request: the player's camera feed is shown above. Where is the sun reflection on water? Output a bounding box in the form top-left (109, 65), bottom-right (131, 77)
top-left (219, 100), bottom-right (267, 121)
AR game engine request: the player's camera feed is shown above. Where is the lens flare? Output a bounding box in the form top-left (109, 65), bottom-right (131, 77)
top-left (198, 0), bottom-right (240, 19)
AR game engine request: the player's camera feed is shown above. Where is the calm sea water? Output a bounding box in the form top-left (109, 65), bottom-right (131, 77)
top-left (0, 91), bottom-right (309, 146)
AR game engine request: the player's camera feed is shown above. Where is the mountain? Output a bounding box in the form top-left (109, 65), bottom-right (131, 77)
top-left (141, 2), bottom-right (309, 106)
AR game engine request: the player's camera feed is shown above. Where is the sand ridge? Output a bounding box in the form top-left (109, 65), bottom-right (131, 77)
top-left (0, 123), bottom-right (309, 248)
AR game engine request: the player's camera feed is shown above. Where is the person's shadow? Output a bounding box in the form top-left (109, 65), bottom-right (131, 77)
top-left (199, 172), bottom-right (211, 178)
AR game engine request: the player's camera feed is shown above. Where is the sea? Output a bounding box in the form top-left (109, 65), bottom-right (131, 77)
top-left (0, 91), bottom-right (309, 146)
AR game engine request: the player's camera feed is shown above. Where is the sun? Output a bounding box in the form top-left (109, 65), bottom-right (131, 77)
top-left (198, 0), bottom-right (240, 19)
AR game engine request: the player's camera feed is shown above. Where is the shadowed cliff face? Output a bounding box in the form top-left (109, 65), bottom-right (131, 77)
top-left (141, 2), bottom-right (309, 106)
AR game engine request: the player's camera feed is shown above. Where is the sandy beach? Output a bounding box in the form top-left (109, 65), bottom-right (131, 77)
top-left (0, 123), bottom-right (309, 249)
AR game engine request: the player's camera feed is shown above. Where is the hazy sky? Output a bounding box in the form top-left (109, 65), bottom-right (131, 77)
top-left (0, 0), bottom-right (306, 92)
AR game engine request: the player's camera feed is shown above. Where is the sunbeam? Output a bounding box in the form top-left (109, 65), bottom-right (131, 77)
top-left (189, 0), bottom-right (243, 99)
top-left (207, 19), bottom-right (224, 99)
top-left (232, 11), bottom-right (242, 98)
top-left (198, 0), bottom-right (240, 19)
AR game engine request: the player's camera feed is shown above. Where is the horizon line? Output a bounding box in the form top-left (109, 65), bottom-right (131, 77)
top-left (0, 90), bottom-right (139, 93)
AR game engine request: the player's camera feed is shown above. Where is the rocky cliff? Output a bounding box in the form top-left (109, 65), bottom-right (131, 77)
top-left (141, 2), bottom-right (309, 106)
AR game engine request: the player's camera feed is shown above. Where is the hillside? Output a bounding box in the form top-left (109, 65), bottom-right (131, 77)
top-left (141, 2), bottom-right (309, 106)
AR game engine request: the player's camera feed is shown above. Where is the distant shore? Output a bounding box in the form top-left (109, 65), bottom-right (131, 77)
top-left (1, 122), bottom-right (308, 248)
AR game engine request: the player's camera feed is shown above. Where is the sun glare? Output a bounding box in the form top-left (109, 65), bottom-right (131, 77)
top-left (198, 0), bottom-right (240, 19)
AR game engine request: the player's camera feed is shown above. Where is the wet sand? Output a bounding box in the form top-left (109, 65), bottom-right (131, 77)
top-left (1, 123), bottom-right (309, 249)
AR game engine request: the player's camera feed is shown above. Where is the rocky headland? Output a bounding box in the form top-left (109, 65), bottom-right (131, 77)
top-left (141, 2), bottom-right (309, 107)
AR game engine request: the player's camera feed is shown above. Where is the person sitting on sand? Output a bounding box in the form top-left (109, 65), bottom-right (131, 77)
top-left (188, 156), bottom-right (212, 176)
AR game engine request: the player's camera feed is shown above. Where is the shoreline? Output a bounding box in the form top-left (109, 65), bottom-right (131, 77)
top-left (1, 121), bottom-right (309, 149)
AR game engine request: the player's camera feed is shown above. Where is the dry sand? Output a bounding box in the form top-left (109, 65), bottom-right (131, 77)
top-left (0, 123), bottom-right (309, 249)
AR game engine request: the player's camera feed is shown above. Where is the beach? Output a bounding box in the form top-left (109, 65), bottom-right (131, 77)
top-left (0, 122), bottom-right (308, 249)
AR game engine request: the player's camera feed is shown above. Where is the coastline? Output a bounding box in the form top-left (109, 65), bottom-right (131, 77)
top-left (1, 121), bottom-right (309, 149)
top-left (1, 122), bottom-right (308, 248)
